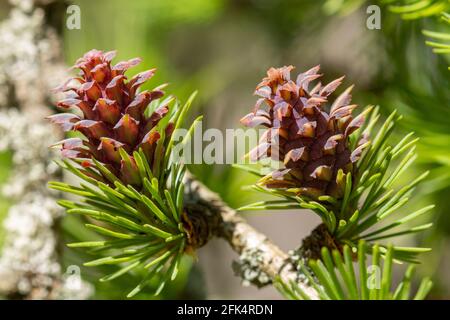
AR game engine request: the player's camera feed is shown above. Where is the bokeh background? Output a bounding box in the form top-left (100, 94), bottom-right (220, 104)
top-left (0, 0), bottom-right (449, 299)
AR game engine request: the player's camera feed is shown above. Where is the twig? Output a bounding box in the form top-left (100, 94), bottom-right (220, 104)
top-left (183, 172), bottom-right (319, 300)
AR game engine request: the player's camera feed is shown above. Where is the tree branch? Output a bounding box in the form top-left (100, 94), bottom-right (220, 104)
top-left (183, 172), bottom-right (319, 300)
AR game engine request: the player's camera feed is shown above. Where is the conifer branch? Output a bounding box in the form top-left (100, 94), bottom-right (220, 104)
top-left (47, 51), bottom-right (433, 300)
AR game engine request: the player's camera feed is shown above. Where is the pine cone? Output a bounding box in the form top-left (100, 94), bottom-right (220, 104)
top-left (48, 49), bottom-right (171, 187)
top-left (241, 65), bottom-right (369, 199)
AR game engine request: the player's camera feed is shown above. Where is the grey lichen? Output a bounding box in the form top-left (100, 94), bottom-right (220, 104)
top-left (232, 247), bottom-right (272, 288)
top-left (0, 0), bottom-right (92, 299)
top-left (288, 249), bottom-right (314, 287)
top-left (0, 109), bottom-right (93, 299)
top-left (0, 0), bottom-right (66, 111)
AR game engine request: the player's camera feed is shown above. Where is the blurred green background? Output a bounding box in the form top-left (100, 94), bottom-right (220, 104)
top-left (0, 0), bottom-right (449, 299)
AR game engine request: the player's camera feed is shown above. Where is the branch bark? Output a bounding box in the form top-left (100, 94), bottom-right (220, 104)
top-left (183, 172), bottom-right (319, 300)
